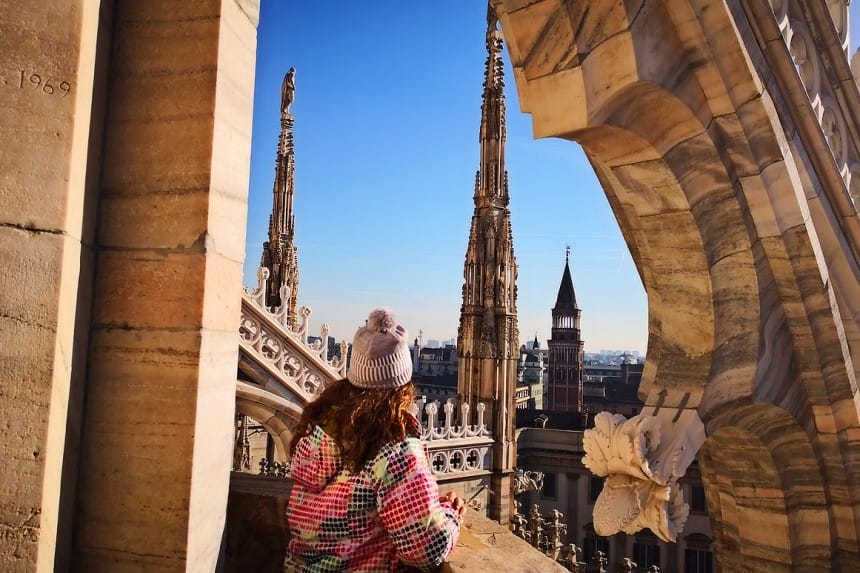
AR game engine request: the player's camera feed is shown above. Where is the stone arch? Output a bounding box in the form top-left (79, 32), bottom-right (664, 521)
top-left (494, 0), bottom-right (860, 569)
top-left (236, 381), bottom-right (303, 462)
top-left (574, 79), bottom-right (762, 410)
top-left (699, 403), bottom-right (834, 571)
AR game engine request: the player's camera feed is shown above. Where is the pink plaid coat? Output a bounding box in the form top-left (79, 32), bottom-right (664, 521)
top-left (284, 415), bottom-right (461, 572)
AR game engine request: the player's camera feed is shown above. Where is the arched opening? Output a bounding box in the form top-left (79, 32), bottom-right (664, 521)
top-left (234, 391), bottom-right (301, 468)
top-left (575, 80), bottom-right (763, 411)
top-left (699, 404), bottom-right (834, 571)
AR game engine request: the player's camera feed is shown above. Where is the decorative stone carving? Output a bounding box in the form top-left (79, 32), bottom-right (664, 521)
top-left (258, 458), bottom-right (289, 479)
top-left (232, 414), bottom-right (251, 471)
top-left (582, 410), bottom-right (705, 542)
top-left (591, 550), bottom-right (608, 573)
top-left (512, 468), bottom-right (545, 496)
top-left (528, 504), bottom-right (545, 549)
top-left (769, 0), bottom-right (858, 201)
top-left (408, 398), bottom-right (493, 478)
top-left (511, 500), bottom-right (528, 539)
top-left (560, 543), bottom-right (585, 572)
top-left (544, 509), bottom-right (567, 559)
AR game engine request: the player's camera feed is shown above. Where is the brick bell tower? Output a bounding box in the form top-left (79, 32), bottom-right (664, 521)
top-left (547, 247), bottom-right (585, 413)
top-left (456, 5), bottom-right (519, 525)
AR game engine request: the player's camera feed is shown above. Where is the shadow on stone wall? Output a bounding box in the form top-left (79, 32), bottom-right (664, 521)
top-left (223, 473), bottom-right (292, 573)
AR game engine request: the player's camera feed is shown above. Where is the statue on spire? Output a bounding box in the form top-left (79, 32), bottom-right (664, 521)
top-left (281, 67), bottom-right (296, 116)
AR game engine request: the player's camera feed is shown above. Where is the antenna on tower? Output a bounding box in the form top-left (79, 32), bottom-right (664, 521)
top-left (565, 244), bottom-right (571, 262)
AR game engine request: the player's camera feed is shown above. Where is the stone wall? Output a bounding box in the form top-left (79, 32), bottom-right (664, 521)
top-left (72, 1), bottom-right (259, 571)
top-left (491, 0), bottom-right (860, 570)
top-left (0, 1), bottom-right (105, 570)
top-left (0, 1), bottom-right (259, 571)
top-left (224, 473), bottom-right (567, 573)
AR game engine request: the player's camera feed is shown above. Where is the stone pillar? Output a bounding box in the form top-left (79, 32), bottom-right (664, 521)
top-left (489, 471), bottom-right (513, 526)
top-left (0, 1), bottom-right (106, 571)
top-left (72, 1), bottom-right (258, 571)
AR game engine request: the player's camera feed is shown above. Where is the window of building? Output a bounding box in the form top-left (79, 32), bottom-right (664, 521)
top-left (684, 534), bottom-right (714, 573)
top-left (690, 484), bottom-right (707, 513)
top-left (588, 475), bottom-right (604, 503)
top-left (583, 523), bottom-right (610, 565)
top-left (541, 472), bottom-right (557, 499)
top-left (633, 532), bottom-right (660, 569)
top-left (684, 548), bottom-right (714, 573)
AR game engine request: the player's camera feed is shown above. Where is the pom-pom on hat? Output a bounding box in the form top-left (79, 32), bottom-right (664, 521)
top-left (347, 307), bottom-right (413, 389)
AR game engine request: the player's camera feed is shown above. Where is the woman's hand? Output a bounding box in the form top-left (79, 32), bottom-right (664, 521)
top-left (440, 491), bottom-right (466, 520)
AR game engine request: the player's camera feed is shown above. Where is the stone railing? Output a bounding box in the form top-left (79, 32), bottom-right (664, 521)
top-left (239, 268), bottom-right (347, 399)
top-left (767, 0), bottom-right (859, 203)
top-left (411, 397), bottom-right (494, 480)
top-left (238, 269), bottom-right (493, 481)
top-left (254, 397), bottom-right (494, 481)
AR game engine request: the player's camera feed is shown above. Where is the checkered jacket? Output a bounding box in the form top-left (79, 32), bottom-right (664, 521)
top-left (284, 415), bottom-right (461, 572)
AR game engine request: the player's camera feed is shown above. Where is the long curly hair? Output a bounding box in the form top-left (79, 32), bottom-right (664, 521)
top-left (289, 378), bottom-right (416, 471)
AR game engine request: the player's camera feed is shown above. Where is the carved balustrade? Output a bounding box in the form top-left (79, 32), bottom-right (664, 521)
top-left (238, 269), bottom-right (494, 480)
top-left (251, 397), bottom-right (493, 479)
top-left (766, 0), bottom-right (860, 204)
top-left (239, 267), bottom-right (347, 401)
top-left (410, 397), bottom-right (494, 479)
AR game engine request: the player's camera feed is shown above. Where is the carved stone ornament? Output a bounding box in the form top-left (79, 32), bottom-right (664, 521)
top-left (512, 468), bottom-right (545, 496)
top-left (582, 409), bottom-right (705, 542)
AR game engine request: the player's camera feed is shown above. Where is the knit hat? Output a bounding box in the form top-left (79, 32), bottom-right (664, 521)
top-left (347, 308), bottom-right (413, 389)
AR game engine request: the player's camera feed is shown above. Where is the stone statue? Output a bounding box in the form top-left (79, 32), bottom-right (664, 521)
top-left (592, 550), bottom-right (608, 573)
top-left (511, 501), bottom-right (528, 539)
top-left (618, 557), bottom-right (638, 573)
top-left (544, 509), bottom-right (567, 560)
top-left (281, 67), bottom-right (296, 115)
top-left (528, 504), bottom-right (545, 549)
top-left (561, 543), bottom-right (585, 572)
top-left (513, 468), bottom-right (545, 495)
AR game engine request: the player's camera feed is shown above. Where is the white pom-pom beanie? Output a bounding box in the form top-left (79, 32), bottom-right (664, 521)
top-left (347, 307), bottom-right (413, 389)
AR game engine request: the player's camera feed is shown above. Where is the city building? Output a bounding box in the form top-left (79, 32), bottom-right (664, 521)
top-left (415, 344), bottom-right (458, 376)
top-left (583, 361), bottom-right (645, 418)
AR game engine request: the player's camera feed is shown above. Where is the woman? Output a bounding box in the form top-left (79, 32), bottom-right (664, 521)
top-left (285, 308), bottom-right (465, 572)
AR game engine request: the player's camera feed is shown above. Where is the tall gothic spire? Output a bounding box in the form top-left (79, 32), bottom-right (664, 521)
top-left (456, 5), bottom-right (519, 524)
top-left (261, 68), bottom-right (299, 327)
top-left (476, 5), bottom-right (508, 207)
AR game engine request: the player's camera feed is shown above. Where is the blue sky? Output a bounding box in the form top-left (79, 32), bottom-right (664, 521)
top-left (243, 2), bottom-right (860, 354)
